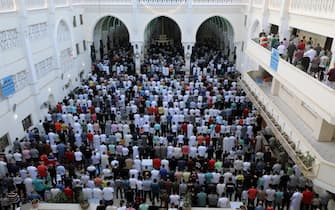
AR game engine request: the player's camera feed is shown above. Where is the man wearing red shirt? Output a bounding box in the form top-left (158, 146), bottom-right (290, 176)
top-left (65, 149), bottom-right (75, 164)
top-left (248, 185), bottom-right (258, 204)
top-left (181, 123), bottom-right (187, 134)
top-left (87, 131), bottom-right (93, 146)
top-left (215, 124), bottom-right (221, 134)
top-left (302, 187), bottom-right (314, 210)
top-left (297, 40), bottom-right (305, 50)
top-left (208, 159), bottom-right (216, 171)
top-left (182, 144), bottom-right (189, 158)
top-left (243, 108), bottom-right (249, 118)
top-left (153, 158), bottom-right (161, 170)
top-left (56, 102), bottom-right (62, 113)
top-left (64, 186), bottom-right (74, 202)
top-left (205, 135), bottom-right (211, 146)
top-left (208, 117), bottom-right (214, 125)
top-left (40, 154), bottom-right (48, 165)
top-left (37, 162), bottom-right (48, 178)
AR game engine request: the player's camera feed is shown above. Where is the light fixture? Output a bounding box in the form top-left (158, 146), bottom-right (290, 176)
top-left (13, 114), bottom-right (18, 120)
top-left (48, 87), bottom-right (51, 92)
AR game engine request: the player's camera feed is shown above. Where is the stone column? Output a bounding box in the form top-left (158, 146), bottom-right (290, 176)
top-left (261, 0), bottom-right (270, 33)
top-left (16, 0), bottom-right (44, 120)
top-left (278, 0), bottom-right (291, 40)
top-left (182, 42), bottom-right (194, 73)
top-left (330, 40), bottom-right (335, 67)
top-left (132, 41), bottom-right (143, 75)
top-left (270, 78), bottom-right (281, 96)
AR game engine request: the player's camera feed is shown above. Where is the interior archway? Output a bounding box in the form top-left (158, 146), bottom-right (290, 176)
top-left (195, 16), bottom-right (234, 50)
top-left (92, 15), bottom-right (134, 75)
top-left (191, 16), bottom-right (235, 73)
top-left (93, 15), bottom-right (132, 61)
top-left (142, 16), bottom-right (184, 74)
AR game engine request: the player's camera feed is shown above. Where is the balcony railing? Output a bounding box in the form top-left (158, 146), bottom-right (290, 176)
top-left (269, 0), bottom-right (281, 11)
top-left (71, 0), bottom-right (133, 5)
top-left (192, 0), bottom-right (248, 5)
top-left (289, 0), bottom-right (335, 19)
top-left (25, 0), bottom-right (47, 10)
top-left (55, 0), bottom-right (69, 7)
top-left (0, 0), bottom-right (15, 12)
top-left (72, 0), bottom-right (247, 6)
top-left (252, 0), bottom-right (263, 8)
top-left (246, 39), bottom-right (335, 124)
top-left (139, 0), bottom-right (187, 4)
top-left (240, 73), bottom-right (335, 191)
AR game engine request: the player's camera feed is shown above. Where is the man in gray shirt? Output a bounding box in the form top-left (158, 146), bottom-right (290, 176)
top-left (142, 177), bottom-right (152, 201)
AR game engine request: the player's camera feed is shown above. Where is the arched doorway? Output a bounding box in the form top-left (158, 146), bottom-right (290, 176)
top-left (191, 16), bottom-right (235, 74)
top-left (92, 15), bottom-right (134, 74)
top-left (142, 16), bottom-right (184, 75)
top-left (195, 16), bottom-right (234, 52)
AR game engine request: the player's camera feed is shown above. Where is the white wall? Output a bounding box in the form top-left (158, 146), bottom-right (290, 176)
top-left (0, 5), bottom-right (90, 147)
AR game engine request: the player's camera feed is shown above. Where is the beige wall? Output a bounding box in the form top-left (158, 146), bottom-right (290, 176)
top-left (296, 30), bottom-right (327, 47)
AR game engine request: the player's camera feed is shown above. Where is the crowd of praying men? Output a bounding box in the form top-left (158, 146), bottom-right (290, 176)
top-left (0, 44), bottom-right (334, 210)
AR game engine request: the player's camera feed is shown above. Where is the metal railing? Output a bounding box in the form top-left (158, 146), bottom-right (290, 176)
top-left (0, 0), bottom-right (15, 12)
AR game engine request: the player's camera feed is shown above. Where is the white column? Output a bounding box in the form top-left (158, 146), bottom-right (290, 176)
top-left (182, 42), bottom-right (194, 73)
top-left (271, 78), bottom-right (281, 96)
top-left (261, 0), bottom-right (270, 33)
top-left (16, 0), bottom-right (44, 120)
top-left (330, 41), bottom-right (335, 68)
top-left (132, 41), bottom-right (143, 75)
top-left (131, 0), bottom-right (142, 75)
top-left (240, 0), bottom-right (254, 73)
top-left (16, 0), bottom-right (39, 94)
top-left (278, 0), bottom-right (290, 40)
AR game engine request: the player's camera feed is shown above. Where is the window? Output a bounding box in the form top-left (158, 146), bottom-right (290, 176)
top-left (0, 133), bottom-right (9, 152)
top-left (76, 43), bottom-right (80, 55)
top-left (80, 14), bottom-right (83, 25)
top-left (83, 40), bottom-right (86, 51)
top-left (73, 16), bottom-right (77, 27)
top-left (14, 70), bottom-right (28, 91)
top-left (22, 115), bottom-right (32, 131)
